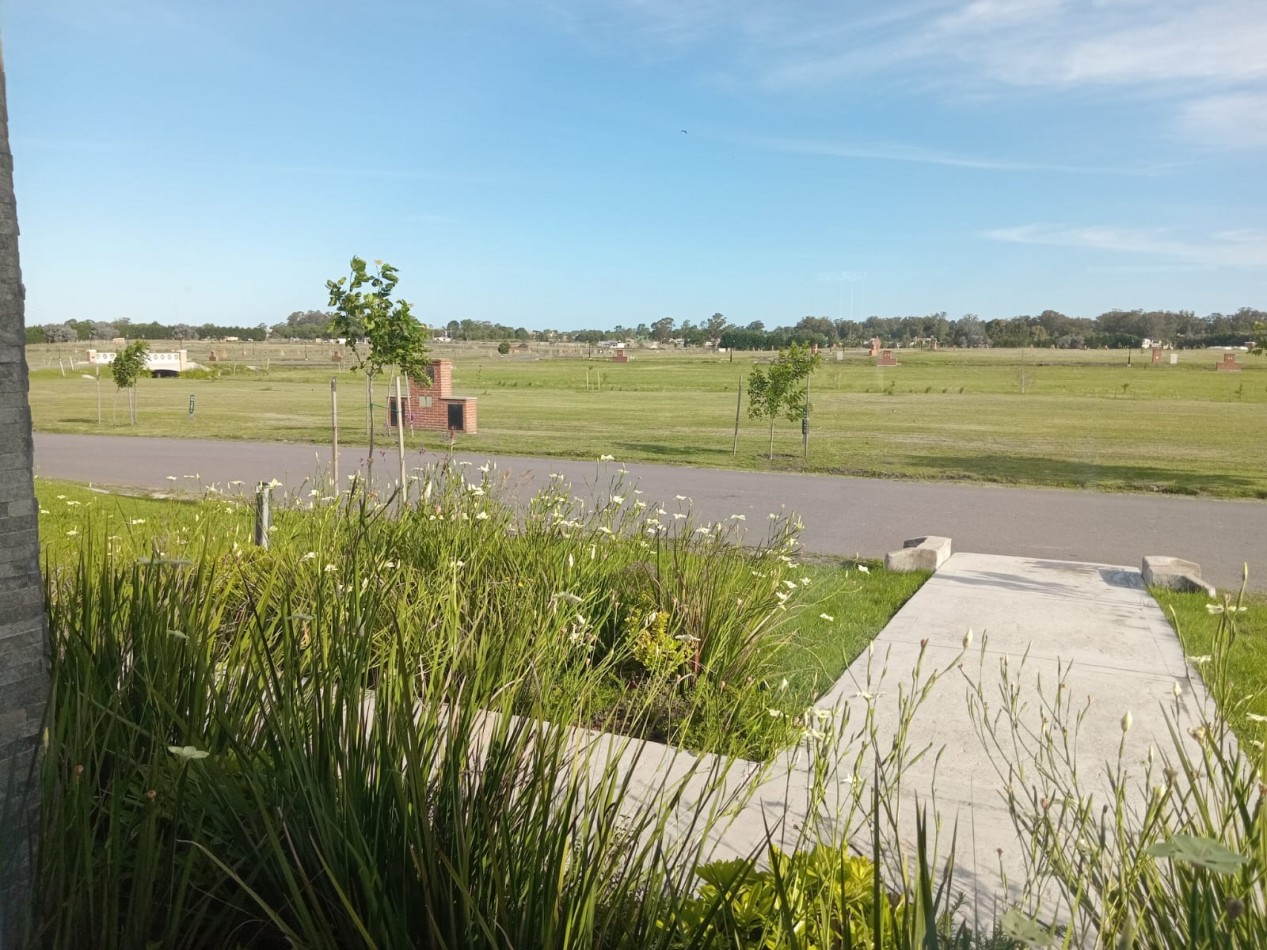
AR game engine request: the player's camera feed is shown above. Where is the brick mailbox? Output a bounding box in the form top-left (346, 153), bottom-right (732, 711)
top-left (391, 359), bottom-right (478, 434)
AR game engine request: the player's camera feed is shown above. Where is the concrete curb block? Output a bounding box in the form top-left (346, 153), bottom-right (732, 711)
top-left (885, 536), bottom-right (952, 572)
top-left (1142, 555), bottom-right (1216, 597)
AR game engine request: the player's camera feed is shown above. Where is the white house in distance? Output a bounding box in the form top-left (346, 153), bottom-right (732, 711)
top-left (86, 348), bottom-right (201, 378)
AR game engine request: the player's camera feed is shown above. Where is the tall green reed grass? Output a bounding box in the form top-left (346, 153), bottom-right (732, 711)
top-left (33, 464), bottom-right (978, 947)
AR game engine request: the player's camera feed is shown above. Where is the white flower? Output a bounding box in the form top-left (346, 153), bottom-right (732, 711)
top-left (673, 513), bottom-right (686, 520)
top-left (65, 529), bottom-right (79, 537)
top-left (168, 745), bottom-right (209, 761)
top-left (730, 514), bottom-right (746, 521)
top-left (610, 494), bottom-right (624, 505)
top-left (598, 454), bottom-right (615, 461)
top-left (675, 494), bottom-right (687, 501)
top-left (323, 564), bottom-right (336, 573)
top-left (477, 462), bottom-right (490, 473)
top-left (1246, 713), bottom-right (1267, 724)
top-left (301, 552), bottom-right (316, 561)
top-left (819, 613), bottom-right (834, 621)
top-left (475, 511), bottom-right (490, 521)
top-left (767, 709), bottom-right (785, 719)
top-left (857, 564), bottom-right (870, 574)
top-left (855, 690), bottom-right (874, 701)
top-left (1187, 655), bottom-right (1212, 666)
top-left (597, 526), bottom-right (613, 535)
top-left (165, 475), bottom-right (178, 481)
top-left (265, 478), bottom-right (282, 489)
top-left (1173, 681), bottom-right (1183, 698)
top-left (39, 508), bottom-right (49, 515)
top-left (129, 519), bottom-right (146, 525)
top-left (782, 580), bottom-right (798, 590)
top-left (228, 480), bottom-right (244, 487)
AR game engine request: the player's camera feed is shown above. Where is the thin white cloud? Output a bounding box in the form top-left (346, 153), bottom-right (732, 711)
top-left (984, 223), bottom-right (1267, 267)
top-left (737, 134), bottom-right (1164, 175)
top-left (554, 0), bottom-right (1267, 149)
top-left (1177, 94), bottom-right (1267, 150)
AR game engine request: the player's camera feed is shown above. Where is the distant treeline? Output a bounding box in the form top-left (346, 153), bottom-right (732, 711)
top-left (27, 318), bottom-right (269, 345)
top-left (26, 307), bottom-right (1266, 350)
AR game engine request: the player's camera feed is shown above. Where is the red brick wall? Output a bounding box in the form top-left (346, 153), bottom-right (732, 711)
top-left (401, 360), bottom-right (477, 432)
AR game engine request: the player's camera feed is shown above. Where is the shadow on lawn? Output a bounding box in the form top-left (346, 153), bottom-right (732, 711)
top-left (893, 454), bottom-right (1266, 498)
top-left (615, 442), bottom-right (734, 459)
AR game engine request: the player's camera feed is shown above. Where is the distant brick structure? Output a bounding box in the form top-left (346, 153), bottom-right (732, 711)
top-left (867, 337), bottom-right (881, 357)
top-left (611, 350), bottom-right (628, 363)
top-left (1151, 347), bottom-right (1162, 365)
top-left (875, 349), bottom-right (899, 366)
top-left (1216, 352), bottom-right (1242, 372)
top-left (395, 359), bottom-right (478, 433)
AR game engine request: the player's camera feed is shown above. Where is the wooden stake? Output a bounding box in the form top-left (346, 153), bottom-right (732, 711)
top-left (330, 377), bottom-right (339, 489)
top-left (395, 375), bottom-right (407, 513)
top-left (732, 376), bottom-right (742, 456)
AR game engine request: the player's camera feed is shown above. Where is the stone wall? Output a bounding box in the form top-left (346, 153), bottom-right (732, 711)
top-left (0, 52), bottom-right (47, 950)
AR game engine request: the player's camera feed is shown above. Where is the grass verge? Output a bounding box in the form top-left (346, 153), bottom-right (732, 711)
top-left (1153, 584), bottom-right (1267, 742)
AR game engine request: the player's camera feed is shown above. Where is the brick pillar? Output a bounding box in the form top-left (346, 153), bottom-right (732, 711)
top-left (0, 50), bottom-right (47, 950)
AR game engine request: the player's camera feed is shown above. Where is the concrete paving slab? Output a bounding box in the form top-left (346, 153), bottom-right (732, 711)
top-left (714, 551), bottom-right (1218, 925)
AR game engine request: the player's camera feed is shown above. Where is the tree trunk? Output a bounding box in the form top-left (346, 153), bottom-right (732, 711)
top-left (768, 415), bottom-right (775, 460)
top-left (129, 383), bottom-right (137, 425)
top-left (0, 52), bottom-right (49, 949)
top-left (366, 376), bottom-right (375, 487)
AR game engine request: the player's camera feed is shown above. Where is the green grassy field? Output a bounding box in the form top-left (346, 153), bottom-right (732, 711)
top-left (1154, 585), bottom-right (1267, 744)
top-left (27, 342), bottom-right (1267, 498)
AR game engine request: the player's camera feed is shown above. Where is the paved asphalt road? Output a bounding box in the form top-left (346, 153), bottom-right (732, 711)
top-left (34, 433), bottom-right (1266, 590)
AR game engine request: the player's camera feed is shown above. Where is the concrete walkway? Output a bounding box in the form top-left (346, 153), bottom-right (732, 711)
top-left (595, 552), bottom-right (1213, 929)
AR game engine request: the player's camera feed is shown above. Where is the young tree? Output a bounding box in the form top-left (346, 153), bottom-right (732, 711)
top-left (747, 343), bottom-right (822, 460)
top-left (109, 340), bottom-right (149, 425)
top-left (326, 257), bottom-right (430, 474)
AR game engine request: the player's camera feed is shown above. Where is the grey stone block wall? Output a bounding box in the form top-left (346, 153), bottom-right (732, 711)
top-left (0, 49), bottom-right (48, 950)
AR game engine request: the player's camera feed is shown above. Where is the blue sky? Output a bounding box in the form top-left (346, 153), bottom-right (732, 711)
top-left (6, 0), bottom-right (1266, 330)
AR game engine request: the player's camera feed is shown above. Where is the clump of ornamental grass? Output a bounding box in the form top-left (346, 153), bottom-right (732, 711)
top-left (34, 466), bottom-right (981, 949)
top-left (964, 575), bottom-right (1266, 948)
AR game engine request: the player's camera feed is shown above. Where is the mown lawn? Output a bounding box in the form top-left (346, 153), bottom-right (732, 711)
top-left (27, 342), bottom-right (1267, 497)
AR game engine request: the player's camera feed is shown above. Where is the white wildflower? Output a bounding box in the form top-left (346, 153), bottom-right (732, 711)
top-left (857, 564), bottom-right (870, 574)
top-left (819, 613), bottom-right (834, 622)
top-left (168, 745), bottom-right (209, 761)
